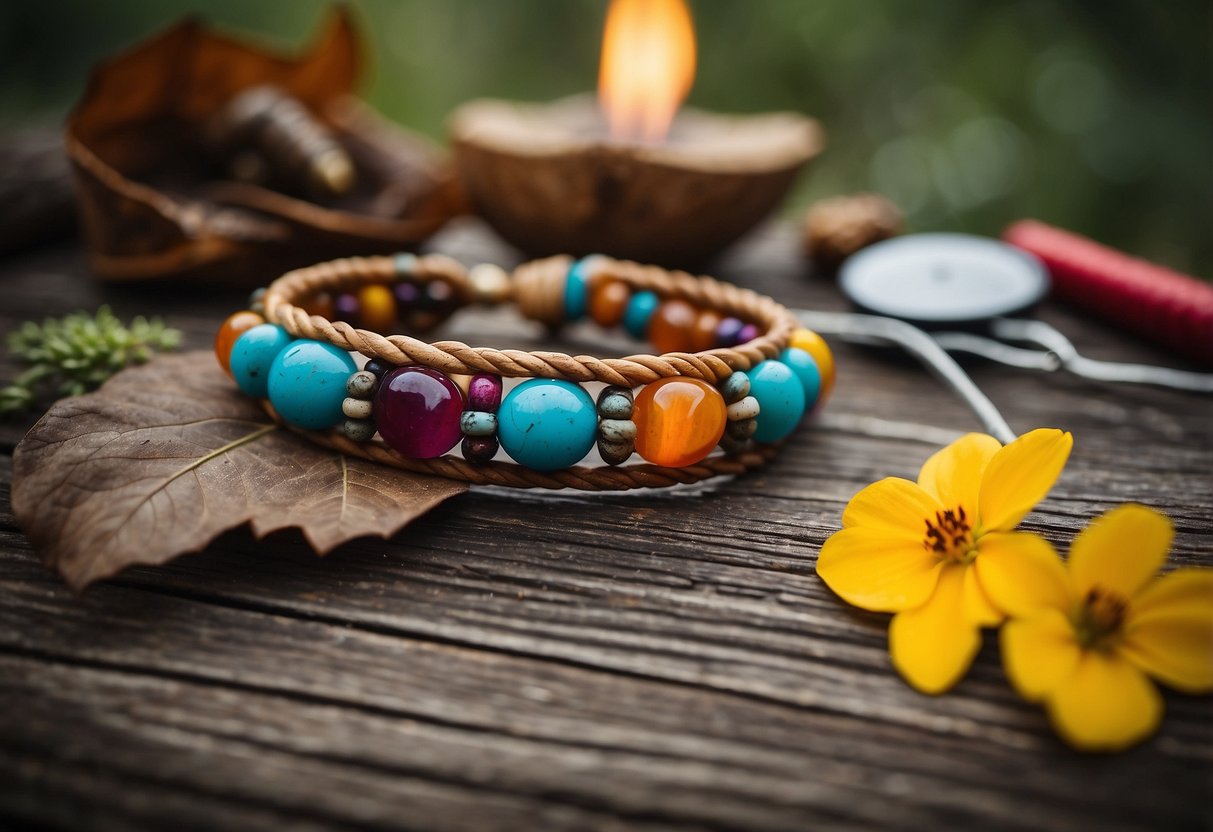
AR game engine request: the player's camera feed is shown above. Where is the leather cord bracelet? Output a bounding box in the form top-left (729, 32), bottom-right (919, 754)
top-left (214, 253), bottom-right (836, 490)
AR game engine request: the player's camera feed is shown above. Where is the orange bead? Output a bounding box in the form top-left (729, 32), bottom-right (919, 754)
top-left (301, 292), bottom-right (335, 319)
top-left (649, 299), bottom-right (698, 354)
top-left (589, 278), bottom-right (630, 327)
top-left (633, 377), bottom-right (727, 467)
top-left (689, 309), bottom-right (722, 352)
top-left (789, 327), bottom-right (836, 401)
top-left (357, 284), bottom-right (398, 332)
top-left (214, 310), bottom-right (264, 376)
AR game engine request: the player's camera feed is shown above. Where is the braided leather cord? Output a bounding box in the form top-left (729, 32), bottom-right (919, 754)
top-left (258, 254), bottom-right (801, 490)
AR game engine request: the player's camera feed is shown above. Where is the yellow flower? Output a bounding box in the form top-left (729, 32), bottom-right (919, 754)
top-left (999, 504), bottom-right (1213, 751)
top-left (817, 428), bottom-right (1073, 694)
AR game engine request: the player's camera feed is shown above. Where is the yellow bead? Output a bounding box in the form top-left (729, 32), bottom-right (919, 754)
top-left (633, 377), bottom-right (727, 467)
top-left (357, 284), bottom-right (398, 332)
top-left (789, 328), bottom-right (835, 402)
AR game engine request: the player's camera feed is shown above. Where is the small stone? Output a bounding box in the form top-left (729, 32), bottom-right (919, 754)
top-left (597, 437), bottom-right (633, 466)
top-left (460, 411), bottom-right (498, 437)
top-left (342, 418), bottom-right (377, 443)
top-left (346, 370), bottom-right (379, 399)
top-left (726, 395), bottom-right (760, 422)
top-left (596, 385), bottom-right (634, 419)
top-left (342, 397), bottom-right (373, 419)
top-left (726, 417), bottom-right (758, 440)
top-left (719, 371), bottom-right (750, 404)
top-left (598, 418), bottom-right (637, 443)
top-left (461, 435), bottom-right (499, 464)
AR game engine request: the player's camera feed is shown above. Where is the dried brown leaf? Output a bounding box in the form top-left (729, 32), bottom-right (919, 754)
top-left (11, 351), bottom-right (467, 590)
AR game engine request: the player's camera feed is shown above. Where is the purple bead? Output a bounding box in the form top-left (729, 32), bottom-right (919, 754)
top-left (467, 373), bottom-right (503, 413)
top-left (715, 316), bottom-right (746, 347)
top-left (394, 281), bottom-right (420, 305)
top-left (374, 366), bottom-right (465, 459)
top-left (737, 323), bottom-right (761, 344)
top-left (334, 293), bottom-right (359, 322)
top-left (461, 435), bottom-right (499, 464)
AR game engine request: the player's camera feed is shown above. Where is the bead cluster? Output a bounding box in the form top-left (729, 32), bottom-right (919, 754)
top-left (215, 254), bottom-right (838, 476)
top-left (566, 257), bottom-right (760, 353)
top-left (300, 253), bottom-right (461, 335)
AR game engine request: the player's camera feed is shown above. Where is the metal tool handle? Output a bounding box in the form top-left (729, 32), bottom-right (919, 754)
top-left (796, 310), bottom-right (1017, 443)
top-left (990, 318), bottom-right (1213, 393)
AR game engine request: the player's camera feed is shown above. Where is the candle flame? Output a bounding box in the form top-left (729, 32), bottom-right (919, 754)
top-left (598, 0), bottom-right (696, 143)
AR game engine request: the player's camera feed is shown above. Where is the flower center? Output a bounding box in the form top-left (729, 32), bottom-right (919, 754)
top-left (922, 505), bottom-right (975, 562)
top-left (1074, 587), bottom-right (1129, 650)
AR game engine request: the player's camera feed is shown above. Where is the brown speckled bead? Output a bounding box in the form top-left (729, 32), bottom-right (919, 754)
top-left (597, 437), bottom-right (633, 466)
top-left (342, 418), bottom-right (376, 443)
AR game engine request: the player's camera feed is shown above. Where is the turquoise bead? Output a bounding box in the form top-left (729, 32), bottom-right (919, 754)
top-left (624, 291), bottom-right (660, 340)
top-left (779, 347), bottom-right (823, 410)
top-left (498, 379), bottom-right (597, 471)
top-left (746, 360), bottom-right (806, 443)
top-left (267, 339), bottom-right (357, 429)
top-left (229, 323), bottom-right (291, 399)
top-left (564, 257), bottom-right (595, 321)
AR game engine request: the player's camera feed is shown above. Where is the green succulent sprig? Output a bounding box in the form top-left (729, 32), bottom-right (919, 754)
top-left (1, 306), bottom-right (181, 416)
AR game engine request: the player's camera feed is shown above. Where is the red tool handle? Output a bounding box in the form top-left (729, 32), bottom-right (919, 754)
top-left (1003, 219), bottom-right (1213, 367)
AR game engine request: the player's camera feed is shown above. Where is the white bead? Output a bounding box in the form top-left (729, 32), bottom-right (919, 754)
top-left (598, 419), bottom-right (637, 442)
top-left (342, 397), bottom-right (373, 419)
top-left (468, 263), bottom-right (511, 305)
top-left (727, 395), bottom-right (760, 421)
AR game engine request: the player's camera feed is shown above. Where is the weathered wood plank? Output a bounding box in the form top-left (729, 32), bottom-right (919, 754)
top-left (1, 221), bottom-right (1211, 831)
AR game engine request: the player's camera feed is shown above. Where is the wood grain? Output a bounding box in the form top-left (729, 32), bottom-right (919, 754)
top-left (1, 217), bottom-right (1210, 831)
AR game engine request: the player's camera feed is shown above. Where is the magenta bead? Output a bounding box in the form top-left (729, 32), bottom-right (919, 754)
top-left (715, 316), bottom-right (745, 347)
top-left (467, 373), bottom-right (503, 412)
top-left (374, 366), bottom-right (465, 459)
top-left (737, 323), bottom-right (761, 344)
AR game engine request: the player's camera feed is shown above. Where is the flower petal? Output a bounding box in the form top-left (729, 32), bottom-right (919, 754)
top-left (841, 477), bottom-right (941, 534)
top-left (963, 561), bottom-right (1003, 626)
top-left (889, 564), bottom-right (981, 694)
top-left (974, 531), bottom-right (1073, 617)
top-left (1120, 568), bottom-right (1213, 693)
top-left (917, 433), bottom-right (1001, 514)
top-left (1069, 504), bottom-right (1172, 600)
top-left (1000, 609), bottom-right (1081, 701)
top-left (817, 527), bottom-right (944, 612)
top-left (977, 428), bottom-right (1072, 532)
top-left (1044, 652), bottom-right (1162, 752)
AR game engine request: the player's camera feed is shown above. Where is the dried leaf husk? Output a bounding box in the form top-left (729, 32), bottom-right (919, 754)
top-left (11, 352), bottom-right (467, 590)
top-left (66, 8), bottom-right (463, 286)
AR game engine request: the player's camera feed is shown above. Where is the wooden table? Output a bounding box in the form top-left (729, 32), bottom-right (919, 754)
top-left (2, 219), bottom-right (1210, 831)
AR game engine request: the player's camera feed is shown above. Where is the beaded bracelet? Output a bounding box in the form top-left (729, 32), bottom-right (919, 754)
top-left (214, 253), bottom-right (836, 490)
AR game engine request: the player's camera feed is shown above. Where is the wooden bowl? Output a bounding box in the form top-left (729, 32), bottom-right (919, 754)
top-left (449, 94), bottom-right (823, 267)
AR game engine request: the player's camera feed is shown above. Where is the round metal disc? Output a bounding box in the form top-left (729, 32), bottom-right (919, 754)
top-left (839, 233), bottom-right (1049, 326)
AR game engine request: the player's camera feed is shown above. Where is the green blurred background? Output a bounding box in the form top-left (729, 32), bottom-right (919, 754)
top-left (1, 0), bottom-right (1209, 274)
